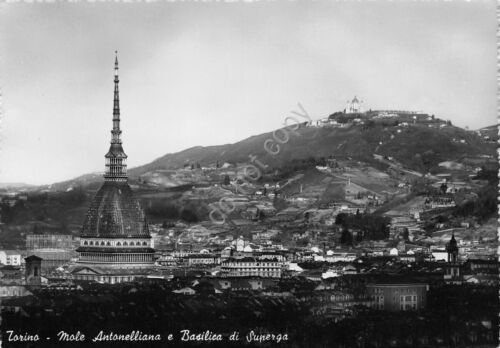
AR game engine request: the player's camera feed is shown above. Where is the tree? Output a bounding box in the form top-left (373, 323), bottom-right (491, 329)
top-left (180, 208), bottom-right (198, 222)
top-left (223, 175), bottom-right (230, 185)
top-left (296, 237), bottom-right (310, 247)
top-left (364, 120), bottom-right (376, 129)
top-left (402, 228), bottom-right (409, 241)
top-left (304, 212), bottom-right (310, 223)
top-left (335, 213), bottom-right (348, 226)
top-left (340, 227), bottom-right (353, 246)
top-left (355, 230), bottom-right (363, 242)
top-left (258, 209), bottom-right (265, 220)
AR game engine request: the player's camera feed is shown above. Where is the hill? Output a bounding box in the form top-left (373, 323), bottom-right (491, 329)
top-left (36, 119), bottom-right (497, 192)
top-left (130, 122), bottom-right (496, 179)
top-left (1, 117), bottom-right (496, 248)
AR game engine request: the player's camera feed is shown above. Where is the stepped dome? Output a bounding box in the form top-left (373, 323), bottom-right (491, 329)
top-left (81, 182), bottom-right (149, 238)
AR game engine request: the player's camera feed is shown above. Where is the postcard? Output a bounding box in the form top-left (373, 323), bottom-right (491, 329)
top-left (0, 1), bottom-right (497, 347)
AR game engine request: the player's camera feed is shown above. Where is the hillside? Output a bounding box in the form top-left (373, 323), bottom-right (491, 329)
top-left (130, 122), bottom-right (495, 179)
top-left (476, 124), bottom-right (497, 141)
top-left (12, 119), bottom-right (495, 193)
top-left (1, 117), bottom-right (496, 249)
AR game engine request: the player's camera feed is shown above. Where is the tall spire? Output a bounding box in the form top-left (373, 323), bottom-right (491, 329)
top-left (104, 51), bottom-right (128, 182)
top-left (112, 50), bottom-right (121, 144)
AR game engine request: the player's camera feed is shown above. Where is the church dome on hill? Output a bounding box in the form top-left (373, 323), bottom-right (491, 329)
top-left (81, 182), bottom-right (149, 238)
top-left (345, 96), bottom-right (363, 114)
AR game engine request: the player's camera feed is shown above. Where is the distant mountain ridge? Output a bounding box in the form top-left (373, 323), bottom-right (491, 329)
top-left (0, 183), bottom-right (36, 190)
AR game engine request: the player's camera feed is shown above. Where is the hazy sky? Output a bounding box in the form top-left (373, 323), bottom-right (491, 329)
top-left (0, 1), bottom-right (497, 185)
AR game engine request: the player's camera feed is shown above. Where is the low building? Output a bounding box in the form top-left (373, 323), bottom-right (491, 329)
top-left (155, 255), bottom-right (177, 267)
top-left (366, 282), bottom-right (428, 311)
top-left (71, 267), bottom-right (152, 284)
top-left (182, 253), bottom-right (220, 266)
top-left (465, 259), bottom-right (498, 275)
top-left (210, 277), bottom-right (278, 292)
top-left (325, 252), bottom-right (358, 263)
top-left (0, 251), bottom-right (22, 266)
top-left (28, 250), bottom-right (75, 269)
top-left (252, 230), bottom-right (279, 243)
top-left (26, 234), bottom-right (76, 269)
top-left (26, 234), bottom-right (74, 249)
top-left (0, 283), bottom-right (31, 298)
top-left (431, 249), bottom-right (448, 262)
top-left (220, 257), bottom-right (282, 278)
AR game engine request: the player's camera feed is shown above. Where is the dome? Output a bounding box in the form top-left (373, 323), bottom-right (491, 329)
top-left (81, 182), bottom-right (149, 238)
top-left (105, 143), bottom-right (127, 158)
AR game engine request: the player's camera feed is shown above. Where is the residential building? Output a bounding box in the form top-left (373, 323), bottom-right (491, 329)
top-left (0, 251), bottom-right (22, 266)
top-left (220, 257), bottom-right (282, 278)
top-left (366, 282), bottom-right (428, 311)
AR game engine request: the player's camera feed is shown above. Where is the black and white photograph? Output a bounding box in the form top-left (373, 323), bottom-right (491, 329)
top-left (0, 1), bottom-right (498, 347)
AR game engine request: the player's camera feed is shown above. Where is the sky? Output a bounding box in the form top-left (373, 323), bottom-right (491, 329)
top-left (0, 1), bottom-right (497, 185)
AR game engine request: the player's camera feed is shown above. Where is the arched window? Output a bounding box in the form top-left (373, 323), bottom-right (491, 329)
top-left (84, 241), bottom-right (88, 246)
top-left (123, 242), bottom-right (128, 246)
top-left (89, 241), bottom-right (94, 246)
top-left (106, 241), bottom-right (111, 246)
top-left (142, 242), bottom-right (147, 246)
top-left (101, 241), bottom-right (105, 246)
top-left (117, 242), bottom-right (121, 246)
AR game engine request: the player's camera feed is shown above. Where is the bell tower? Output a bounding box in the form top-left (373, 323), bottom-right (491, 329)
top-left (444, 233), bottom-right (462, 284)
